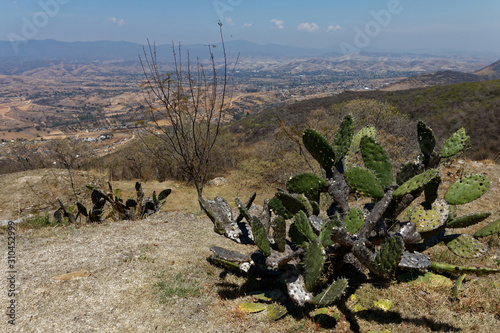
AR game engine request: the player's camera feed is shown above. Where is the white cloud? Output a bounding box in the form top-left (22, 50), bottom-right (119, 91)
top-left (225, 17), bottom-right (234, 26)
top-left (270, 19), bottom-right (284, 29)
top-left (107, 17), bottom-right (125, 27)
top-left (297, 22), bottom-right (320, 33)
top-left (327, 25), bottom-right (344, 33)
top-left (243, 23), bottom-right (253, 28)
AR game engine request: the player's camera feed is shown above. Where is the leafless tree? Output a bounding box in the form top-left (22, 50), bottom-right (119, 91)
top-left (139, 24), bottom-right (236, 199)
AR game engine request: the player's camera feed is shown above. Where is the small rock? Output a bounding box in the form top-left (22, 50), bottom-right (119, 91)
top-left (207, 177), bottom-right (227, 187)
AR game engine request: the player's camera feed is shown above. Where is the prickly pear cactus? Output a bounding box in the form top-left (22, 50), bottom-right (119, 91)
top-left (201, 117), bottom-right (499, 320)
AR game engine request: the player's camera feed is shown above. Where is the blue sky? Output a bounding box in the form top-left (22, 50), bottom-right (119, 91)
top-left (2, 0), bottom-right (500, 54)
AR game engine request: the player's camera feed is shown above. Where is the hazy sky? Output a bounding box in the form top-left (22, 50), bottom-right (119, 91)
top-left (2, 0), bottom-right (500, 54)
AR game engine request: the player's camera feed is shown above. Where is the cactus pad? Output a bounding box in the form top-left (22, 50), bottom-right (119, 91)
top-left (351, 126), bottom-right (377, 154)
top-left (360, 136), bottom-right (394, 187)
top-left (446, 212), bottom-right (491, 228)
top-left (333, 114), bottom-right (355, 163)
top-left (304, 239), bottom-right (325, 291)
top-left (250, 216), bottom-right (271, 256)
top-left (431, 261), bottom-right (500, 276)
top-left (393, 169), bottom-right (440, 197)
top-left (319, 218), bottom-right (337, 247)
top-left (444, 174), bottom-right (490, 205)
top-left (303, 129), bottom-right (336, 173)
top-left (474, 219), bottom-right (500, 238)
top-left (274, 192), bottom-right (311, 217)
top-left (267, 304), bottom-right (288, 321)
top-left (441, 127), bottom-right (470, 158)
top-left (345, 167), bottom-right (384, 199)
top-left (158, 188), bottom-right (172, 201)
top-left (344, 208), bottom-right (364, 235)
top-left (235, 197), bottom-right (252, 222)
top-left (446, 234), bottom-right (487, 258)
top-left (396, 161), bottom-right (420, 185)
top-left (411, 199), bottom-right (449, 235)
top-left (272, 216), bottom-right (287, 252)
top-left (286, 173), bottom-right (327, 203)
top-left (374, 235), bottom-right (405, 277)
top-left (76, 202), bottom-right (88, 217)
top-left (417, 121), bottom-right (436, 157)
top-left (312, 278), bottom-right (348, 306)
top-left (294, 210), bottom-right (317, 241)
top-left (269, 195), bottom-right (293, 219)
top-left (424, 175), bottom-right (441, 205)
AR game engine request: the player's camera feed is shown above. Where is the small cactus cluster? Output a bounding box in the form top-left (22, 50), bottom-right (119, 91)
top-left (201, 116), bottom-right (499, 312)
top-left (54, 182), bottom-right (171, 223)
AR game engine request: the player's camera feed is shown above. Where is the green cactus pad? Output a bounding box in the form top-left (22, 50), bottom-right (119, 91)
top-left (319, 218), bottom-right (337, 247)
top-left (250, 216), bottom-right (271, 256)
top-left (351, 126), bottom-right (377, 154)
top-left (374, 235), bottom-right (405, 277)
top-left (344, 208), bottom-right (364, 235)
top-left (304, 239), bottom-right (325, 291)
top-left (431, 261), bottom-right (500, 276)
top-left (333, 114), bottom-right (355, 163)
top-left (417, 121), bottom-right (436, 157)
top-left (273, 216), bottom-right (287, 252)
top-left (441, 127), bottom-right (470, 158)
top-left (396, 161), bottom-right (420, 185)
top-left (274, 192), bottom-right (311, 217)
top-left (294, 211), bottom-right (317, 241)
top-left (446, 212), bottom-right (491, 229)
top-left (286, 173), bottom-right (327, 203)
top-left (474, 219), bottom-right (500, 238)
top-left (345, 167), bottom-right (384, 199)
top-left (446, 234), bottom-right (487, 258)
top-left (267, 304), bottom-right (288, 321)
top-left (303, 129), bottom-right (336, 173)
top-left (295, 193), bottom-right (314, 216)
top-left (289, 223), bottom-right (310, 248)
top-left (411, 199), bottom-right (449, 235)
top-left (424, 175), bottom-right (441, 205)
top-left (269, 196), bottom-right (294, 219)
top-left (239, 302), bottom-right (266, 313)
top-left (312, 278), bottom-right (348, 306)
top-left (444, 174), bottom-right (490, 205)
top-left (360, 136), bottom-right (394, 187)
top-left (393, 169), bottom-right (440, 198)
top-left (235, 197), bottom-right (252, 222)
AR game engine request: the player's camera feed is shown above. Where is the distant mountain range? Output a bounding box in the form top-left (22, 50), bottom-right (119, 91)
top-left (384, 60), bottom-right (500, 90)
top-left (0, 39), bottom-right (328, 62)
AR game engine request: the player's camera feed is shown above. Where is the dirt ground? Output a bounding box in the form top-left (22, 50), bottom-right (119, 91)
top-left (1, 159), bottom-right (500, 332)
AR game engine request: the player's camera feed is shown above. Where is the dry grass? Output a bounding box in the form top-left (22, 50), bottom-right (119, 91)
top-left (0, 159), bottom-right (499, 332)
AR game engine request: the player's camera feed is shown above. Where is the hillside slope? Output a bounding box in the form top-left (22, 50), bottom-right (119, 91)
top-left (229, 79), bottom-right (500, 162)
